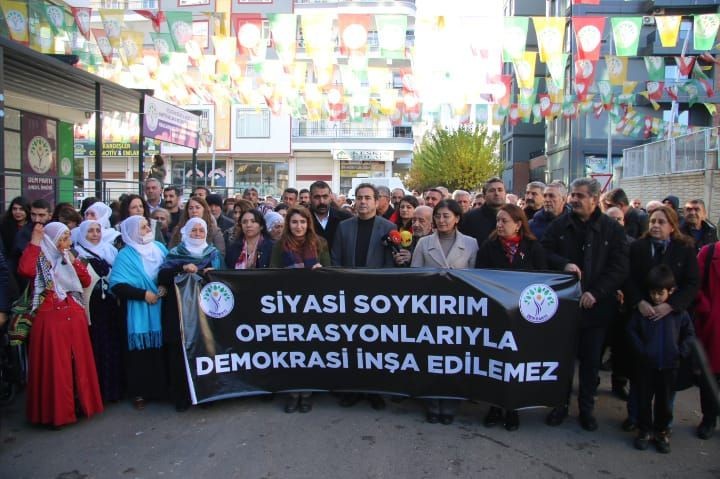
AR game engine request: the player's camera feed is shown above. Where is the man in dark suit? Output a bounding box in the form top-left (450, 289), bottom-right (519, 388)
top-left (309, 181), bottom-right (351, 250)
top-left (331, 183), bottom-right (397, 269)
top-left (459, 177), bottom-right (507, 247)
top-left (604, 188), bottom-right (648, 239)
top-left (331, 183), bottom-right (396, 410)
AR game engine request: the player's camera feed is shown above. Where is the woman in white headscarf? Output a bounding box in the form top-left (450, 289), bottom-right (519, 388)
top-left (264, 211), bottom-right (285, 241)
top-left (75, 219), bottom-right (124, 402)
top-left (158, 217), bottom-right (223, 410)
top-left (108, 215), bottom-right (168, 410)
top-left (18, 222), bottom-right (103, 428)
top-left (80, 201), bottom-right (121, 246)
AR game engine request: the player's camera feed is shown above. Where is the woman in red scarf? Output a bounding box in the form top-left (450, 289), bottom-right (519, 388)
top-left (475, 203), bottom-right (547, 431)
top-left (270, 206), bottom-right (330, 413)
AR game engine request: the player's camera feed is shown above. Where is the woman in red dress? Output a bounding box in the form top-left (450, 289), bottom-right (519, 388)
top-left (18, 222), bottom-right (103, 427)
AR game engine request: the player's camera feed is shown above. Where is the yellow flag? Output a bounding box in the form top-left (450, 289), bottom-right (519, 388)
top-left (622, 81), bottom-right (637, 95)
top-left (655, 16), bottom-right (681, 48)
top-left (99, 9), bottom-right (124, 49)
top-left (704, 103), bottom-right (717, 116)
top-left (121, 31), bottom-right (145, 66)
top-left (1, 0), bottom-right (29, 45)
top-left (513, 51), bottom-right (536, 90)
top-left (532, 17), bottom-right (566, 63)
top-left (606, 55), bottom-right (628, 86)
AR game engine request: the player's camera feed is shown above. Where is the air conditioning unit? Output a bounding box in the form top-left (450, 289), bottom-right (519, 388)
top-left (642, 16), bottom-right (656, 26)
top-left (653, 7), bottom-right (665, 15)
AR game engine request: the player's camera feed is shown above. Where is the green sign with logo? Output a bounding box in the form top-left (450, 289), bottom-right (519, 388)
top-left (58, 121), bottom-right (74, 204)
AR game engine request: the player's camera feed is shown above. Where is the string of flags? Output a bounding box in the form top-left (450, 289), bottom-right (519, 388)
top-left (0, 1), bottom-right (717, 139)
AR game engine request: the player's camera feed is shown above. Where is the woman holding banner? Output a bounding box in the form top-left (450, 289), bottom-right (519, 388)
top-left (109, 216), bottom-right (169, 411)
top-left (476, 204), bottom-right (547, 431)
top-left (270, 206), bottom-right (331, 413)
top-left (411, 199), bottom-right (478, 424)
top-left (170, 197), bottom-right (225, 255)
top-left (159, 217), bottom-right (223, 411)
top-left (226, 210), bottom-right (274, 270)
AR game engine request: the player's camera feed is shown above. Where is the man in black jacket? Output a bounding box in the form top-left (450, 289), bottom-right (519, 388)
top-left (542, 178), bottom-right (629, 431)
top-left (309, 181), bottom-right (351, 250)
top-left (459, 177), bottom-right (506, 247)
top-left (681, 199), bottom-right (718, 252)
top-left (604, 187), bottom-right (648, 239)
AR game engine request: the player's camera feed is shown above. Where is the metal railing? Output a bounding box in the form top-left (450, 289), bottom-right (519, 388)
top-left (622, 127), bottom-right (719, 178)
top-left (292, 126), bottom-right (413, 138)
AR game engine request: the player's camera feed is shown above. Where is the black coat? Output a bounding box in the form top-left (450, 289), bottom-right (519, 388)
top-left (625, 237), bottom-right (700, 313)
top-left (475, 237), bottom-right (547, 271)
top-left (0, 245), bottom-right (9, 312)
top-left (225, 236), bottom-right (274, 269)
top-left (627, 310), bottom-right (694, 370)
top-left (312, 207), bottom-right (352, 250)
top-left (215, 213), bottom-right (235, 233)
top-left (459, 204), bottom-right (499, 248)
top-left (680, 220), bottom-right (718, 253)
top-left (541, 208), bottom-right (629, 328)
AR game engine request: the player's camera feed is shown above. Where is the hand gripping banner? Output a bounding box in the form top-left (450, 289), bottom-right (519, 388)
top-left (177, 268), bottom-right (581, 410)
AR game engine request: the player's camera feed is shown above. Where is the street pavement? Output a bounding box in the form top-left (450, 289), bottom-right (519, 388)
top-left (1, 372), bottom-right (718, 479)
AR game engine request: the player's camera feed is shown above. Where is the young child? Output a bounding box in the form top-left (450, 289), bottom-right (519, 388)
top-left (627, 264), bottom-right (695, 453)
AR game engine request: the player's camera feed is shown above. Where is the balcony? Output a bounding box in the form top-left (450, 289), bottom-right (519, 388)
top-left (644, 0), bottom-right (720, 11)
top-left (292, 125), bottom-right (412, 139)
top-left (294, 0), bottom-right (416, 14)
top-left (291, 122), bottom-right (414, 151)
top-left (622, 126), bottom-right (718, 178)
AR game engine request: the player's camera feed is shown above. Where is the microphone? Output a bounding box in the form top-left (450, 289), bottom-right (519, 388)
top-left (381, 231), bottom-right (402, 253)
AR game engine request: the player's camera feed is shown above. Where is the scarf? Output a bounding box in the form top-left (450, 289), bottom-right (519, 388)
top-left (180, 217), bottom-right (209, 257)
top-left (35, 222), bottom-right (83, 306)
top-left (281, 237), bottom-right (319, 268)
top-left (235, 236), bottom-right (263, 270)
top-left (108, 242), bottom-right (167, 350)
top-left (120, 216), bottom-right (165, 281)
top-left (76, 220), bottom-right (118, 265)
top-left (83, 202), bottom-right (121, 244)
top-left (500, 235), bottom-right (522, 264)
top-left (164, 243), bottom-right (223, 271)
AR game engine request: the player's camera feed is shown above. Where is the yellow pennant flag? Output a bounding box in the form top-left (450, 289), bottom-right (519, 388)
top-left (1, 0), bottom-right (29, 45)
top-left (513, 51), bottom-right (537, 90)
top-left (704, 103), bottom-right (717, 117)
top-left (121, 31), bottom-right (145, 66)
top-left (99, 9), bottom-right (124, 49)
top-left (532, 17), bottom-right (566, 63)
top-left (606, 55), bottom-right (628, 86)
top-left (622, 81), bottom-right (638, 95)
top-left (655, 16), bottom-right (681, 48)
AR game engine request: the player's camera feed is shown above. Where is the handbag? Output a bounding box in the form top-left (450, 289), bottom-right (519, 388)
top-left (8, 285), bottom-right (35, 346)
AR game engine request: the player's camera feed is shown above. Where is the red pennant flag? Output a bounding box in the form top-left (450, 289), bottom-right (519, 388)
top-left (508, 104), bottom-right (521, 126)
top-left (232, 14), bottom-right (264, 59)
top-left (665, 84), bottom-right (679, 101)
top-left (337, 14), bottom-right (371, 57)
top-left (593, 101), bottom-right (604, 118)
top-left (135, 10), bottom-right (166, 33)
top-left (675, 56), bottom-right (696, 77)
top-left (92, 28), bottom-right (113, 63)
top-left (492, 75), bottom-right (512, 106)
top-left (573, 17), bottom-right (605, 61)
top-left (72, 7), bottom-right (92, 41)
top-left (647, 81), bottom-right (664, 100)
top-left (574, 59), bottom-right (597, 101)
top-left (539, 94), bottom-right (552, 117)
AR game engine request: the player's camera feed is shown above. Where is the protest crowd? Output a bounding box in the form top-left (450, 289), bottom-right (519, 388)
top-left (0, 173), bottom-right (719, 456)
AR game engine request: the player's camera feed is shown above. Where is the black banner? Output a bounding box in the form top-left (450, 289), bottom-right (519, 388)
top-left (178, 269), bottom-right (581, 410)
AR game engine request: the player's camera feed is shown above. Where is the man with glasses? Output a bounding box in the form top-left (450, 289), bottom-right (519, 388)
top-left (681, 199), bottom-right (718, 252)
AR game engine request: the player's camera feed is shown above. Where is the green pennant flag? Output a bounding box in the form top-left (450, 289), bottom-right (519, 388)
top-left (597, 80), bottom-right (614, 105)
top-left (27, 0), bottom-right (49, 51)
top-left (375, 15), bottom-right (407, 60)
top-left (151, 32), bottom-right (176, 64)
top-left (681, 80), bottom-right (701, 107)
top-left (693, 14), bottom-right (720, 51)
top-left (546, 53), bottom-right (568, 89)
top-left (532, 104), bottom-right (542, 124)
top-left (502, 16), bottom-right (529, 62)
top-left (165, 11), bottom-right (193, 53)
top-left (643, 56), bottom-right (665, 82)
top-left (518, 78), bottom-right (540, 108)
top-left (43, 2), bottom-right (64, 36)
top-left (611, 17), bottom-right (642, 56)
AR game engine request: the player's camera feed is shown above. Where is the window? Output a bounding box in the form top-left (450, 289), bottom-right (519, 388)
top-left (234, 160), bottom-right (288, 197)
top-left (236, 108), bottom-right (270, 138)
top-left (663, 110), bottom-right (688, 126)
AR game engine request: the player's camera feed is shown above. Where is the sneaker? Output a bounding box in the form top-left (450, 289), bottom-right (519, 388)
top-left (484, 406), bottom-right (504, 427)
top-left (655, 431), bottom-right (671, 454)
top-left (545, 406), bottom-right (568, 426)
top-left (634, 431), bottom-right (651, 450)
top-left (621, 418), bottom-right (638, 432)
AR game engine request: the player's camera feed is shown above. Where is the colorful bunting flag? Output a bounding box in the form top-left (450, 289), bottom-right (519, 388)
top-left (166, 11), bottom-right (193, 53)
top-left (533, 17), bottom-right (566, 63)
top-left (513, 51), bottom-right (536, 89)
top-left (694, 14), bottom-right (720, 51)
top-left (655, 16), bottom-right (682, 48)
top-left (99, 9), bottom-right (124, 49)
top-left (134, 10), bottom-right (166, 33)
top-left (502, 17), bottom-right (528, 62)
top-left (71, 6), bottom-right (91, 41)
top-left (611, 17), bottom-right (642, 56)
top-left (92, 28), bottom-right (113, 63)
top-left (643, 56), bottom-right (665, 82)
top-left (1, 0), bottom-right (29, 45)
top-left (573, 17), bottom-right (605, 61)
top-left (267, 14), bottom-right (296, 66)
top-left (376, 15), bottom-right (407, 59)
top-left (606, 55), bottom-right (628, 86)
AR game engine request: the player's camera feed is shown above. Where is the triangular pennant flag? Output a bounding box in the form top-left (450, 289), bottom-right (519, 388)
top-left (573, 17), bottom-right (605, 61)
top-left (71, 7), bottom-right (91, 41)
top-left (546, 53), bottom-right (568, 88)
top-left (166, 11), bottom-right (193, 53)
top-left (597, 80), bottom-right (614, 108)
top-left (644, 56), bottom-right (665, 82)
top-left (611, 17), bottom-right (642, 56)
top-left (532, 17), bottom-right (565, 63)
top-left (539, 94), bottom-right (552, 117)
top-left (338, 14), bottom-right (371, 57)
top-left (44, 3), bottom-right (65, 36)
top-left (703, 103), bottom-right (717, 116)
top-left (655, 16), bottom-right (682, 47)
top-left (150, 32), bottom-right (175, 64)
top-left (376, 15), bottom-right (407, 59)
top-left (606, 55), bottom-right (628, 86)
top-left (513, 51), bottom-right (536, 89)
top-left (232, 14), bottom-right (266, 62)
top-left (92, 27), bottom-right (113, 63)
top-left (1, 0), bottom-right (29, 45)
top-left (99, 9), bottom-right (124, 49)
top-left (502, 16), bottom-right (528, 62)
top-left (134, 10), bottom-right (166, 33)
top-left (268, 14), bottom-right (296, 66)
top-left (694, 14), bottom-right (720, 51)
top-left (681, 80), bottom-right (701, 107)
top-left (675, 56), bottom-right (696, 77)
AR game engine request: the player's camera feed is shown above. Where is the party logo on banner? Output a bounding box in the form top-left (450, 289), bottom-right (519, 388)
top-left (519, 284), bottom-right (558, 324)
top-left (200, 282), bottom-right (234, 319)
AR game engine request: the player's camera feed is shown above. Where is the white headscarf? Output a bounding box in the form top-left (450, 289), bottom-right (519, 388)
top-left (180, 217), bottom-right (209, 257)
top-left (83, 202), bottom-right (121, 244)
top-left (120, 216), bottom-right (165, 280)
top-left (264, 211), bottom-right (284, 231)
top-left (75, 220), bottom-right (118, 265)
top-left (40, 222), bottom-right (83, 301)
